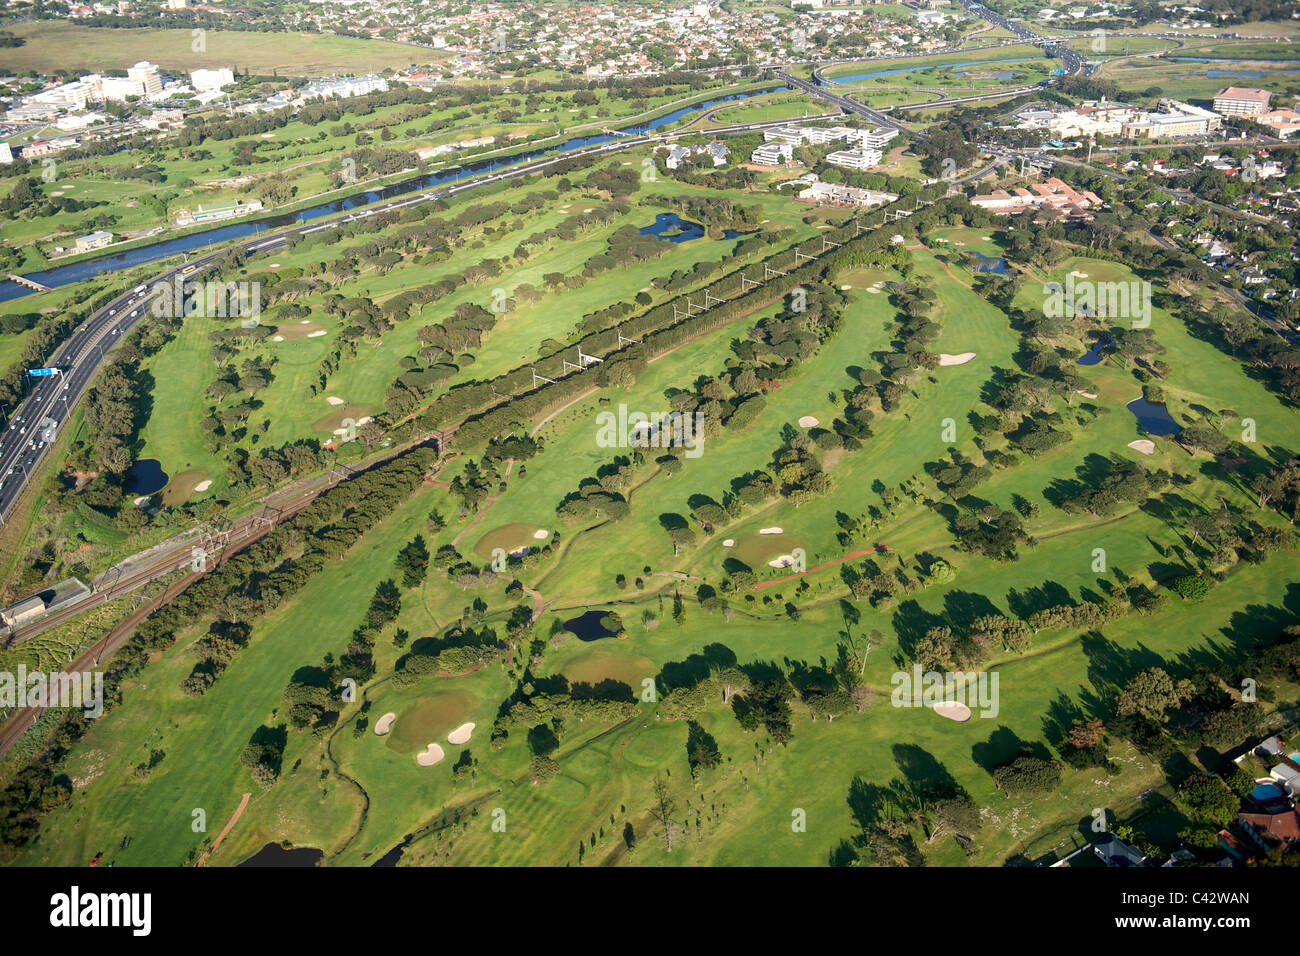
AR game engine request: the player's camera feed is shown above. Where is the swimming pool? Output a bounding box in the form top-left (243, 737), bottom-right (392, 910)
top-left (1252, 780), bottom-right (1285, 801)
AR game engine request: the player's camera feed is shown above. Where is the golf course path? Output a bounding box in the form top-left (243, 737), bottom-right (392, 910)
top-left (754, 546), bottom-right (889, 590)
top-left (195, 792), bottom-right (252, 867)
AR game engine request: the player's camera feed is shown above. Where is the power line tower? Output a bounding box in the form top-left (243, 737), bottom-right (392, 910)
top-left (764, 263), bottom-right (787, 279)
top-left (740, 274), bottom-right (761, 291)
top-left (531, 368), bottom-right (556, 387)
top-left (617, 332), bottom-right (641, 347)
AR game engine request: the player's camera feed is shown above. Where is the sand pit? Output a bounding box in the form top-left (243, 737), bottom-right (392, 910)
top-left (193, 479), bottom-right (213, 492)
top-left (768, 554), bottom-right (798, 569)
top-left (797, 416), bottom-right (819, 428)
top-left (133, 495), bottom-right (150, 507)
top-left (272, 335), bottom-right (284, 342)
top-left (1077, 390), bottom-right (1098, 399)
top-left (447, 722), bottom-right (475, 745)
top-left (307, 330), bottom-right (327, 337)
top-left (300, 320), bottom-right (312, 324)
top-left (416, 743), bottom-right (446, 766)
top-left (1128, 439), bottom-right (1155, 455)
top-left (866, 288), bottom-right (881, 294)
top-left (722, 539), bottom-right (735, 547)
top-left (326, 396), bottom-right (346, 406)
top-left (1069, 271), bottom-right (1090, 278)
top-left (932, 701), bottom-right (972, 722)
top-left (374, 712), bottom-right (396, 736)
top-left (759, 527), bottom-right (783, 535)
top-left (532, 529), bottom-right (549, 540)
top-left (840, 284), bottom-right (852, 290)
top-left (939, 352), bottom-right (977, 366)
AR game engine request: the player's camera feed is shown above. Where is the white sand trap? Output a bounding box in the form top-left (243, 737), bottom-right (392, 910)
top-left (1077, 390), bottom-right (1098, 399)
top-left (1128, 439), bottom-right (1155, 455)
top-left (326, 396), bottom-right (346, 406)
top-left (270, 263), bottom-right (280, 269)
top-left (356, 416), bottom-right (372, 425)
top-left (333, 427), bottom-right (349, 437)
top-left (447, 722), bottom-right (475, 745)
top-left (953, 240), bottom-right (966, 246)
top-left (759, 527), bottom-right (783, 535)
top-left (840, 284), bottom-right (852, 290)
top-left (133, 495), bottom-right (150, 507)
top-left (416, 743), bottom-right (446, 766)
top-left (1070, 271), bottom-right (1090, 278)
top-left (533, 529), bottom-right (549, 540)
top-left (867, 288), bottom-right (881, 294)
top-left (768, 554), bottom-right (798, 569)
top-left (798, 416), bottom-right (819, 428)
top-left (307, 330), bottom-right (327, 338)
top-left (722, 538), bottom-right (735, 547)
top-left (272, 335), bottom-right (285, 342)
top-left (374, 712), bottom-right (396, 736)
top-left (193, 480), bottom-right (213, 492)
top-left (939, 352), bottom-right (977, 366)
top-left (933, 701), bottom-right (972, 722)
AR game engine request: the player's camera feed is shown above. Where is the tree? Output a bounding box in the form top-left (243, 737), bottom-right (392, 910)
top-left (648, 773), bottom-right (681, 852)
top-left (1116, 667), bottom-right (1193, 721)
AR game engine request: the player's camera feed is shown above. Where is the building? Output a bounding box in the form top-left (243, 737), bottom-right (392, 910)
top-left (1256, 108), bottom-right (1300, 139)
top-left (186, 199), bottom-right (264, 224)
top-left (850, 126), bottom-right (900, 150)
top-left (75, 230), bottom-right (114, 253)
top-left (1213, 87), bottom-right (1271, 117)
top-left (825, 147), bottom-right (882, 170)
top-left (0, 595), bottom-right (45, 628)
top-left (300, 74), bottom-right (389, 102)
top-left (797, 182), bottom-right (897, 208)
top-left (0, 143), bottom-right (12, 165)
top-left (1093, 833), bottom-right (1149, 867)
top-left (190, 67), bottom-right (235, 93)
top-left (661, 144), bottom-right (691, 170)
top-left (763, 125), bottom-right (806, 146)
top-left (127, 61), bottom-right (163, 98)
top-left (970, 177), bottom-right (1103, 217)
top-left (751, 141), bottom-right (795, 166)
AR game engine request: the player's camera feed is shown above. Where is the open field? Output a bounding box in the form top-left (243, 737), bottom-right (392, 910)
top-left (0, 24), bottom-right (440, 75)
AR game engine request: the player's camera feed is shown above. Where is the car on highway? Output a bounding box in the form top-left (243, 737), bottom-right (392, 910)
top-left (134, 284), bottom-right (147, 294)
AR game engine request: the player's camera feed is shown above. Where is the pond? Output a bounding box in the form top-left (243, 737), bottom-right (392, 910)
top-left (1076, 335), bottom-right (1113, 366)
top-left (563, 609), bottom-right (619, 642)
top-left (127, 458), bottom-right (169, 496)
top-left (639, 212), bottom-right (742, 243)
top-left (968, 251), bottom-right (1009, 274)
top-left (1126, 397), bottom-right (1182, 436)
top-left (238, 843), bottom-right (324, 867)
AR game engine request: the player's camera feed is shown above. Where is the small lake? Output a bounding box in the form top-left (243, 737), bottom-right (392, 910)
top-left (968, 251), bottom-right (1009, 274)
top-left (127, 458), bottom-right (169, 496)
top-left (640, 213), bottom-right (741, 243)
top-left (238, 843), bottom-right (324, 867)
top-left (1126, 397), bottom-right (1182, 436)
top-left (563, 609), bottom-right (618, 642)
top-left (1076, 335), bottom-right (1113, 366)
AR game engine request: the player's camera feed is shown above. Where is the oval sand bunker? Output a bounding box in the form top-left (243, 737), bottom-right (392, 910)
top-left (759, 527), bottom-right (783, 535)
top-left (374, 712), bottom-right (396, 736)
top-left (939, 352), bottom-right (977, 366)
top-left (932, 701), bottom-right (972, 722)
top-left (1128, 439), bottom-right (1155, 455)
top-left (416, 743), bottom-right (446, 766)
top-left (797, 416), bottom-right (819, 428)
top-left (447, 722), bottom-right (475, 745)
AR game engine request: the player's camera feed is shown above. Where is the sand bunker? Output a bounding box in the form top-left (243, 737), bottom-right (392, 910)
top-left (866, 288), bottom-right (881, 294)
top-left (840, 284), bottom-right (852, 290)
top-left (300, 320), bottom-right (311, 324)
top-left (307, 330), bottom-right (327, 338)
top-left (759, 527), bottom-right (783, 535)
top-left (326, 396), bottom-right (346, 406)
top-left (1069, 271), bottom-right (1090, 278)
top-left (722, 539), bottom-right (735, 547)
top-left (1077, 390), bottom-right (1098, 399)
top-left (416, 743), bottom-right (446, 766)
top-left (532, 529), bottom-right (549, 540)
top-left (447, 722), bottom-right (475, 745)
top-left (768, 554), bottom-right (798, 569)
top-left (797, 416), bottom-right (819, 428)
top-left (193, 480), bottom-right (213, 492)
top-left (374, 712), bottom-right (396, 736)
top-left (1128, 439), bottom-right (1155, 455)
top-left (272, 335), bottom-right (284, 342)
top-left (133, 495), bottom-right (150, 507)
top-left (939, 352), bottom-right (977, 366)
top-left (932, 701), bottom-right (972, 723)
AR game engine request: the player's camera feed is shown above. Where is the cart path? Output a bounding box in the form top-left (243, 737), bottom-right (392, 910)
top-left (195, 792), bottom-right (251, 867)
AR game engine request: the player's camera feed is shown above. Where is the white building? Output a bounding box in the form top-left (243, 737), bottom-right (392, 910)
top-left (1213, 87), bottom-right (1271, 117)
top-left (300, 74), bottom-right (389, 101)
top-left (0, 142), bottom-right (11, 165)
top-left (825, 147), bottom-right (882, 170)
top-left (850, 126), bottom-right (900, 151)
top-left (798, 182), bottom-right (897, 207)
top-left (751, 141), bottom-right (795, 166)
top-left (191, 67), bottom-right (235, 93)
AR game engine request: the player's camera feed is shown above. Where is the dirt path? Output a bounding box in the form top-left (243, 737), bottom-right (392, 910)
top-left (753, 546), bottom-right (889, 590)
top-left (195, 791), bottom-right (251, 867)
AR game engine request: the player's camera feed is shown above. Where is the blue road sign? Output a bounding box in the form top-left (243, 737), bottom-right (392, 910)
top-left (27, 368), bottom-right (59, 377)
